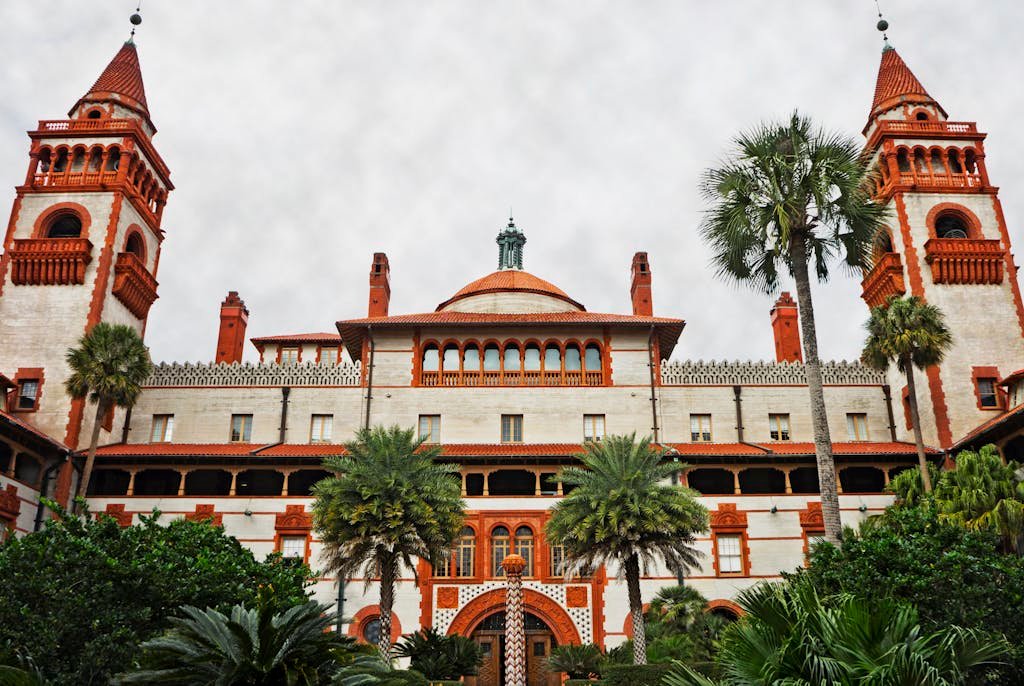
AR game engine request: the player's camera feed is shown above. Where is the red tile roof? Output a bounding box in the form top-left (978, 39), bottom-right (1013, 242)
top-left (869, 48), bottom-right (942, 120)
top-left (437, 270), bottom-right (584, 311)
top-left (250, 333), bottom-right (342, 345)
top-left (74, 41), bottom-right (149, 118)
top-left (0, 409), bottom-right (70, 453)
top-left (952, 404), bottom-right (1024, 450)
top-left (258, 444), bottom-right (346, 457)
top-left (1000, 369), bottom-right (1024, 387)
top-left (752, 441), bottom-right (937, 456)
top-left (94, 443), bottom-right (261, 457)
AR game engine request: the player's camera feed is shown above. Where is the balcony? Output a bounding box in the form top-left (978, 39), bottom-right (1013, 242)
top-left (875, 120), bottom-right (978, 136)
top-left (924, 238), bottom-right (1005, 285)
top-left (36, 118), bottom-right (141, 134)
top-left (111, 252), bottom-right (159, 318)
top-left (861, 253), bottom-right (906, 308)
top-left (420, 369), bottom-right (603, 387)
top-left (8, 238), bottom-right (92, 285)
top-left (893, 172), bottom-right (983, 190)
top-left (32, 170), bottom-right (119, 187)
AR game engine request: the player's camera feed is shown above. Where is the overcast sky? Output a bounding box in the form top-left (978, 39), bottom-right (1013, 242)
top-left (2, 1), bottom-right (1022, 364)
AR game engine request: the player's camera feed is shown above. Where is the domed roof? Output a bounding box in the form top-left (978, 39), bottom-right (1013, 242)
top-left (436, 270), bottom-right (585, 313)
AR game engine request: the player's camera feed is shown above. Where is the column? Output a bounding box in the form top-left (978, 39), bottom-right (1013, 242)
top-left (461, 473), bottom-right (468, 497)
top-left (228, 470), bottom-right (238, 496)
top-left (4, 451), bottom-right (16, 478)
top-left (732, 469), bottom-right (741, 495)
top-left (482, 470), bottom-right (490, 497)
top-left (533, 469), bottom-right (541, 496)
top-left (502, 554), bottom-right (527, 686)
top-left (783, 468), bottom-right (793, 495)
top-left (126, 470), bottom-right (137, 497)
top-left (281, 471), bottom-right (290, 497)
top-left (177, 471), bottom-right (187, 497)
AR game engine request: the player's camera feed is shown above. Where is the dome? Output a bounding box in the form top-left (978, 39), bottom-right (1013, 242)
top-left (437, 270), bottom-right (585, 313)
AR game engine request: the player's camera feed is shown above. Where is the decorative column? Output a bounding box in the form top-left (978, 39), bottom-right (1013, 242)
top-left (502, 554), bottom-right (527, 686)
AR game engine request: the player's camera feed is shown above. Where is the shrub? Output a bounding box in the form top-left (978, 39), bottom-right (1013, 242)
top-left (393, 627), bottom-right (481, 680)
top-left (599, 662), bottom-right (670, 686)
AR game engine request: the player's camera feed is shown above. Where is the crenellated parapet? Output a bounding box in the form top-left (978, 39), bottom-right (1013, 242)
top-left (660, 359), bottom-right (885, 386)
top-left (146, 360), bottom-right (362, 387)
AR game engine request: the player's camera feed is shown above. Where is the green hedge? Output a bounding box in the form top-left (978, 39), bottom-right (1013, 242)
top-left (427, 681), bottom-right (462, 686)
top-left (599, 663), bottom-right (671, 686)
top-left (565, 680), bottom-right (595, 686)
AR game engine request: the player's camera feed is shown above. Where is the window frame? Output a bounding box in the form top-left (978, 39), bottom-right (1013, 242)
top-left (715, 534), bottom-right (744, 575)
top-left (768, 413), bottom-right (791, 441)
top-left (279, 346), bottom-right (300, 364)
top-left (309, 414), bottom-right (333, 443)
top-left (491, 526), bottom-right (511, 577)
top-left (279, 534), bottom-right (308, 563)
top-left (690, 413), bottom-right (712, 442)
top-left (230, 414), bottom-right (253, 442)
top-left (846, 413), bottom-right (868, 441)
top-left (418, 414), bottom-right (441, 444)
top-left (501, 414), bottom-right (523, 444)
top-left (151, 414), bottom-right (174, 443)
top-left (583, 414), bottom-right (605, 442)
top-left (15, 379), bottom-right (40, 411)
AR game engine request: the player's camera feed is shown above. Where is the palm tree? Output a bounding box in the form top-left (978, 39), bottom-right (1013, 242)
top-left (312, 425), bottom-right (465, 659)
top-left (112, 600), bottom-right (351, 685)
top-left (701, 113), bottom-right (887, 543)
top-left (664, 581), bottom-right (1007, 686)
top-left (544, 643), bottom-right (604, 681)
top-left (545, 434), bottom-right (708, 665)
top-left (65, 322), bottom-right (152, 506)
top-left (862, 295), bottom-right (953, 493)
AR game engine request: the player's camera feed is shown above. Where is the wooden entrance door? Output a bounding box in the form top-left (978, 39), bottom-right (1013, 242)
top-left (466, 613), bottom-right (559, 686)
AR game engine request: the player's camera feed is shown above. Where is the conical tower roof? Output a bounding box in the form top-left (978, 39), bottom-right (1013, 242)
top-left (868, 46), bottom-right (945, 121)
top-left (70, 41), bottom-right (150, 121)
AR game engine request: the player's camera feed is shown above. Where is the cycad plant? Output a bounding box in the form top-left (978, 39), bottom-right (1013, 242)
top-left (312, 425), bottom-right (465, 658)
top-left (65, 322), bottom-right (152, 504)
top-left (701, 113), bottom-right (887, 543)
top-left (545, 643), bottom-right (604, 680)
top-left (546, 434), bottom-right (708, 665)
top-left (862, 295), bottom-right (953, 492)
top-left (392, 627), bottom-right (481, 681)
top-left (331, 655), bottom-right (427, 686)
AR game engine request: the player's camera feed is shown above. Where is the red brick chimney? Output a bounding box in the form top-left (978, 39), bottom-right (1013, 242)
top-left (368, 253), bottom-right (391, 317)
top-left (215, 291), bottom-right (249, 364)
top-left (770, 292), bottom-right (802, 362)
top-left (630, 252), bottom-right (653, 316)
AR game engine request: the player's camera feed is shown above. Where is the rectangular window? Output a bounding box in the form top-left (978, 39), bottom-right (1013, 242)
top-left (279, 535), bottom-right (306, 561)
top-left (280, 346), bottom-right (299, 364)
top-left (977, 378), bottom-right (999, 408)
top-left (151, 414), bottom-right (174, 442)
top-left (846, 413), bottom-right (868, 441)
top-left (716, 534), bottom-right (743, 574)
top-left (549, 543), bottom-right (566, 577)
top-left (419, 414), bottom-right (441, 443)
top-left (310, 414), bottom-right (333, 443)
top-left (501, 414), bottom-right (523, 443)
top-left (319, 346), bottom-right (339, 364)
top-left (16, 380), bottom-right (39, 410)
top-left (583, 414), bottom-right (605, 442)
top-left (690, 414), bottom-right (712, 442)
top-left (769, 413), bottom-right (791, 441)
top-left (433, 551), bottom-right (451, 578)
top-left (230, 414), bottom-right (253, 442)
top-left (456, 533), bottom-right (475, 578)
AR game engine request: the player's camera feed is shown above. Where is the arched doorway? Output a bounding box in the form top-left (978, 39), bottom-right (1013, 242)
top-left (468, 612), bottom-right (559, 686)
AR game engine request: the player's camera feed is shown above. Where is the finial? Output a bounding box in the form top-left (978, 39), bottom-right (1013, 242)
top-left (874, 0), bottom-right (892, 50)
top-left (129, 1), bottom-right (143, 42)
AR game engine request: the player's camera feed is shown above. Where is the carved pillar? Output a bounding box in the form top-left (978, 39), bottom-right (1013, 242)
top-left (177, 470), bottom-right (187, 496)
top-left (502, 554), bottom-right (527, 686)
top-left (482, 470), bottom-right (490, 497)
top-left (4, 451), bottom-right (15, 477)
top-left (783, 468), bottom-right (793, 495)
top-left (461, 472), bottom-right (467, 497)
top-left (281, 470), bottom-right (290, 497)
top-left (732, 469), bottom-right (741, 495)
top-left (126, 469), bottom-right (137, 496)
top-left (228, 470), bottom-right (238, 496)
top-left (533, 469), bottom-right (541, 496)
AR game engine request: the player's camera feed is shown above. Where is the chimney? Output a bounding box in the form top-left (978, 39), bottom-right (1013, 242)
top-left (770, 292), bottom-right (802, 362)
top-left (630, 252), bottom-right (653, 316)
top-left (368, 252), bottom-right (391, 317)
top-left (215, 291), bottom-right (249, 364)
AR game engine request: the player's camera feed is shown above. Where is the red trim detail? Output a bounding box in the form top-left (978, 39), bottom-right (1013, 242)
top-left (971, 366), bottom-right (1005, 411)
top-left (10, 368), bottom-right (44, 414)
top-left (185, 503), bottom-right (223, 527)
top-left (706, 599), bottom-right (744, 618)
top-left (348, 605), bottom-right (402, 643)
top-left (709, 503), bottom-right (751, 577)
top-left (31, 202), bottom-right (92, 239)
top-left (100, 502), bottom-right (133, 527)
top-left (446, 588), bottom-right (581, 644)
top-left (924, 202), bottom-right (983, 239)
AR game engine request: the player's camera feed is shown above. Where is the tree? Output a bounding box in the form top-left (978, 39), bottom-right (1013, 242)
top-left (862, 295), bottom-right (953, 492)
top-left (0, 506), bottom-right (311, 684)
top-left (545, 434), bottom-right (708, 665)
top-left (664, 581), bottom-right (1006, 686)
top-left (393, 627), bottom-right (482, 681)
top-left (701, 113), bottom-right (887, 542)
top-left (312, 425), bottom-right (465, 659)
top-left (65, 322), bottom-right (152, 504)
top-left (113, 597), bottom-right (354, 685)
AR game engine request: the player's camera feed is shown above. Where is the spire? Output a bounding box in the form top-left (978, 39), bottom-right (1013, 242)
top-left (867, 47), bottom-right (945, 121)
top-left (496, 215), bottom-right (526, 270)
top-left (70, 41), bottom-right (150, 121)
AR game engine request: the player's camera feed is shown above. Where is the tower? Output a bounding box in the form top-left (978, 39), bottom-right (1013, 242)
top-left (860, 43), bottom-right (1024, 447)
top-left (0, 39), bottom-right (172, 462)
top-left (215, 291), bottom-right (249, 364)
top-left (630, 251), bottom-right (654, 316)
top-left (770, 292), bottom-right (801, 363)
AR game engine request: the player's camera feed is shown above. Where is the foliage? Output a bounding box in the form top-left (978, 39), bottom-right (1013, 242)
top-left (643, 585), bottom-right (728, 674)
top-left (545, 643), bottom-right (604, 679)
top-left (665, 580), bottom-right (1006, 686)
top-left (0, 505), bottom-right (310, 685)
top-left (331, 655), bottom-right (428, 686)
top-left (546, 434), bottom-right (708, 664)
top-left (393, 627), bottom-right (481, 680)
top-left (113, 596), bottom-right (353, 685)
top-left (598, 662), bottom-right (670, 686)
top-left (313, 425), bottom-right (465, 657)
top-left (0, 643), bottom-right (45, 686)
top-left (887, 463), bottom-right (941, 507)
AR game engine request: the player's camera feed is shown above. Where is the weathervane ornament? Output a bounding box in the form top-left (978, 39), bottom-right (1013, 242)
top-left (129, 2), bottom-right (143, 41)
top-left (874, 0), bottom-right (892, 49)
top-left (496, 215), bottom-right (526, 270)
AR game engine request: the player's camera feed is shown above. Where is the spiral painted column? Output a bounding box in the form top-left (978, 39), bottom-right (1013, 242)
top-left (502, 553), bottom-right (527, 686)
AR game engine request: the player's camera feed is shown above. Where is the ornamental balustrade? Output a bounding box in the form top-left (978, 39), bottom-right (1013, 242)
top-left (146, 360), bottom-right (362, 387)
top-left (924, 238), bottom-right (1005, 285)
top-left (873, 120), bottom-right (977, 136)
top-left (111, 252), bottom-right (158, 318)
top-left (861, 252), bottom-right (906, 308)
top-left (660, 359), bottom-right (885, 386)
top-left (8, 237), bottom-right (93, 285)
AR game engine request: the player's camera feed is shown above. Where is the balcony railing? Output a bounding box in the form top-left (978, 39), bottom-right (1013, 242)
top-left (111, 252), bottom-right (159, 318)
top-left (924, 238), bottom-right (1005, 285)
top-left (36, 118), bottom-right (141, 133)
top-left (861, 252), bottom-right (906, 308)
top-left (874, 120), bottom-right (978, 136)
top-left (32, 170), bottom-right (120, 187)
top-left (894, 172), bottom-right (983, 189)
top-left (420, 368), bottom-right (603, 387)
top-left (8, 238), bottom-right (93, 285)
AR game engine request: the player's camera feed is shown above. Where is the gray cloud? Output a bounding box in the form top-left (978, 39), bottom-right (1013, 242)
top-left (2, 1), bottom-right (1022, 363)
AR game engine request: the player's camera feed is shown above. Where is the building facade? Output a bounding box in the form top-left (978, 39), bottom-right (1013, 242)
top-left (3, 36), bottom-right (1024, 686)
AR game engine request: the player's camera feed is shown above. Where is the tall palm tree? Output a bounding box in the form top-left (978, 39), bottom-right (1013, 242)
top-left (65, 322), bottom-right (152, 505)
top-left (545, 434), bottom-right (708, 665)
top-left (312, 425), bottom-right (465, 659)
top-left (862, 295), bottom-right (952, 493)
top-left (700, 112), bottom-right (887, 543)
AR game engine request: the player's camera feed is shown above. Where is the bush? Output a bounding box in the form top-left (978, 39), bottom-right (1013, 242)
top-left (599, 663), bottom-right (670, 686)
top-left (565, 680), bottom-right (594, 686)
top-left (394, 627), bottom-right (482, 680)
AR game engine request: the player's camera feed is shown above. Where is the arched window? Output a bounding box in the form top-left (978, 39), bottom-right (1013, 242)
top-left (492, 526), bottom-right (510, 577)
top-left (52, 149), bottom-right (68, 173)
top-left (362, 617), bottom-right (382, 645)
top-left (88, 146), bottom-right (104, 172)
top-left (930, 149), bottom-right (946, 175)
top-left (456, 526), bottom-right (476, 577)
top-left (564, 344), bottom-right (582, 371)
top-left (948, 149), bottom-right (963, 174)
top-left (483, 344), bottom-right (500, 371)
top-left (125, 232), bottom-right (145, 261)
top-left (86, 108), bottom-right (103, 120)
top-left (46, 212), bottom-right (83, 239)
top-left (442, 345), bottom-right (459, 371)
top-left (524, 344), bottom-right (541, 371)
top-left (422, 345), bottom-right (439, 372)
top-left (896, 148), bottom-right (911, 173)
top-left (915, 110), bottom-right (930, 121)
top-left (463, 344), bottom-right (480, 372)
top-left (964, 148), bottom-right (978, 174)
top-left (104, 146), bottom-right (120, 172)
top-left (504, 345), bottom-right (521, 372)
top-left (514, 526), bottom-right (534, 577)
top-left (544, 345), bottom-right (560, 371)
top-left (585, 344), bottom-right (602, 371)
top-left (935, 213), bottom-right (969, 239)
top-left (913, 148), bottom-right (928, 174)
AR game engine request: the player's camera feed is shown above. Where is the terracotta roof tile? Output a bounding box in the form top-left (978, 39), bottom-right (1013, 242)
top-left (952, 404), bottom-right (1024, 450)
top-left (438, 270), bottom-right (584, 311)
top-left (869, 48), bottom-right (941, 120)
top-left (754, 441), bottom-right (937, 456)
top-left (250, 333), bottom-right (342, 345)
top-left (94, 443), bottom-right (260, 457)
top-left (0, 409), bottom-right (70, 453)
top-left (257, 444), bottom-right (346, 457)
top-left (75, 41), bottom-right (149, 117)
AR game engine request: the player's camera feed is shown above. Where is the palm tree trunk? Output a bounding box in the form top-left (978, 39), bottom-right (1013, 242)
top-left (789, 235), bottom-right (842, 544)
top-left (624, 553), bottom-right (647, 665)
top-left (73, 399), bottom-right (108, 512)
top-left (904, 355), bottom-right (933, 493)
top-left (378, 553), bottom-right (397, 660)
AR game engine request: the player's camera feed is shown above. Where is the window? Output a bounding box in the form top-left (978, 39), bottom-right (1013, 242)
top-left (935, 212), bottom-right (969, 239)
top-left (230, 414), bottom-right (253, 442)
top-left (310, 414), bottom-right (333, 443)
top-left (433, 550), bottom-right (451, 578)
top-left (422, 345), bottom-right (439, 371)
top-left (280, 347), bottom-right (299, 364)
top-left (977, 377), bottom-right (999, 408)
top-left (690, 414), bottom-right (712, 442)
top-left (716, 534), bottom-right (743, 574)
top-left (549, 543), bottom-right (566, 577)
top-left (769, 414), bottom-right (790, 441)
top-left (492, 526), bottom-right (510, 577)
top-left (846, 413), bottom-right (868, 441)
top-left (46, 213), bottom-right (82, 239)
top-left (515, 526), bottom-right (534, 577)
top-left (151, 414), bottom-right (173, 442)
top-left (16, 380), bottom-right (39, 410)
top-left (280, 535), bottom-right (306, 562)
top-left (455, 527), bottom-right (475, 578)
top-left (501, 414), bottom-right (523, 443)
top-left (362, 618), bottom-right (382, 645)
top-left (583, 414), bottom-right (605, 442)
top-left (419, 415), bottom-right (440, 443)
top-left (319, 346), bottom-right (339, 364)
